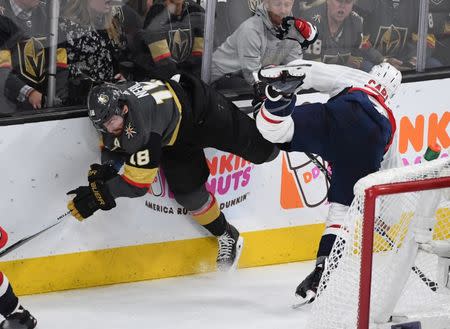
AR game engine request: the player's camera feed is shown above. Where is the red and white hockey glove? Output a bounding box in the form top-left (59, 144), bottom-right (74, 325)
top-left (0, 226), bottom-right (8, 249)
top-left (276, 17), bottom-right (318, 49)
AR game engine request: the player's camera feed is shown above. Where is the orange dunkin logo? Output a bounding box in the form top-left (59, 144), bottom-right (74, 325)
top-left (399, 111), bottom-right (449, 165)
top-left (280, 111), bottom-right (449, 209)
top-left (280, 152), bottom-right (329, 209)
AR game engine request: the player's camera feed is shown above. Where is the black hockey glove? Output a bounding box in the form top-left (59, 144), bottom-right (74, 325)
top-left (88, 162), bottom-right (118, 183)
top-left (295, 260), bottom-right (325, 302)
top-left (67, 181), bottom-right (116, 221)
top-left (253, 81), bottom-right (267, 102)
top-left (252, 81), bottom-right (268, 118)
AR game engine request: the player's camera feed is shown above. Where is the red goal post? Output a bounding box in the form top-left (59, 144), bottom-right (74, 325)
top-left (309, 157), bottom-right (450, 329)
top-left (359, 176), bottom-right (450, 329)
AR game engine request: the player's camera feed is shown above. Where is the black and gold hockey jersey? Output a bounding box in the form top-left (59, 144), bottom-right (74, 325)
top-left (102, 78), bottom-right (183, 193)
top-left (429, 0), bottom-right (450, 66)
top-left (135, 0), bottom-right (204, 79)
top-left (302, 3), bottom-right (364, 69)
top-left (100, 72), bottom-right (276, 199)
top-left (0, 0), bottom-right (68, 105)
top-left (356, 0), bottom-right (421, 66)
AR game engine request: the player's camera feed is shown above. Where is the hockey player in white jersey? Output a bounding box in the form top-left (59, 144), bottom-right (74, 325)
top-left (254, 60), bottom-right (402, 305)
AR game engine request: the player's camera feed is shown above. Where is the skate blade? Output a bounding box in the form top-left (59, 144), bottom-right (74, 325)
top-left (260, 64), bottom-right (308, 79)
top-left (218, 236), bottom-right (244, 272)
top-left (292, 290), bottom-right (316, 309)
top-left (229, 236), bottom-right (244, 271)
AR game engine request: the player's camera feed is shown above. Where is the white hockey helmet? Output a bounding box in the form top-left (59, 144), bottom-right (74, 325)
top-left (369, 62), bottom-right (402, 99)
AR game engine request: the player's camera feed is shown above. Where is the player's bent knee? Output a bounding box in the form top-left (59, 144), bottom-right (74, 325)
top-left (173, 185), bottom-right (210, 211)
top-left (249, 145), bottom-right (280, 165)
top-left (265, 146), bottom-right (280, 163)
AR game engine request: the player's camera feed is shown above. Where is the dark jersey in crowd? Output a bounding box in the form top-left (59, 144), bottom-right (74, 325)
top-left (133, 0), bottom-right (204, 80)
top-left (112, 4), bottom-right (140, 62)
top-left (0, 0), bottom-right (68, 109)
top-left (99, 73), bottom-right (275, 199)
top-left (356, 0), bottom-right (421, 66)
top-left (302, 3), bottom-right (364, 69)
top-left (429, 0), bottom-right (450, 66)
top-left (213, 0), bottom-right (304, 50)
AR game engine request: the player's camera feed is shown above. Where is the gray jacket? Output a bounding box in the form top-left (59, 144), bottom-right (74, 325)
top-left (210, 3), bottom-right (303, 85)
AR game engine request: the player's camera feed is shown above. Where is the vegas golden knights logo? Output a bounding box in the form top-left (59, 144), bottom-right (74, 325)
top-left (248, 0), bottom-right (261, 13)
top-left (168, 29), bottom-right (192, 63)
top-left (374, 25), bottom-right (408, 57)
top-left (17, 37), bottom-right (46, 84)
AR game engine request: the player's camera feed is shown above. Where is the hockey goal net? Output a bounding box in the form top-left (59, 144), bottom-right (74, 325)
top-left (310, 156), bottom-right (450, 329)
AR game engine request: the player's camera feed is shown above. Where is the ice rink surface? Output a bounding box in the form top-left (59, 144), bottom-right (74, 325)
top-left (19, 261), bottom-right (316, 329)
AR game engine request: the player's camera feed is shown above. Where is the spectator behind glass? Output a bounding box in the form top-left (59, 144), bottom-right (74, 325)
top-left (429, 0), bottom-right (450, 67)
top-left (61, 0), bottom-right (129, 83)
top-left (0, 0), bottom-right (69, 112)
top-left (210, 0), bottom-right (303, 88)
top-left (302, 0), bottom-right (368, 71)
top-left (132, 0), bottom-right (204, 80)
top-left (118, 1), bottom-right (152, 69)
top-left (125, 0), bottom-right (153, 18)
top-left (355, 0), bottom-right (441, 70)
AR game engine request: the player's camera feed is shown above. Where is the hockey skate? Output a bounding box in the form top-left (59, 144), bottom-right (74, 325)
top-left (0, 306), bottom-right (37, 329)
top-left (216, 224), bottom-right (244, 272)
top-left (258, 64), bottom-right (308, 84)
top-left (257, 64), bottom-right (307, 101)
top-left (293, 259), bottom-right (326, 309)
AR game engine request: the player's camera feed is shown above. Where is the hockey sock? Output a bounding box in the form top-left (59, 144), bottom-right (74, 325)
top-left (203, 212), bottom-right (228, 237)
top-left (316, 234), bottom-right (337, 265)
top-left (187, 192), bottom-right (227, 236)
top-left (263, 95), bottom-right (296, 116)
top-left (0, 273), bottom-right (19, 318)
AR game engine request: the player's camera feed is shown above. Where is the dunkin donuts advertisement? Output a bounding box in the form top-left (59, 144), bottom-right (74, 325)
top-left (0, 78), bottom-right (447, 260)
top-left (144, 81), bottom-right (449, 223)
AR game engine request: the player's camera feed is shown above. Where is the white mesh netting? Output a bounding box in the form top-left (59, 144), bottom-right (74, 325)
top-left (309, 157), bottom-right (450, 329)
